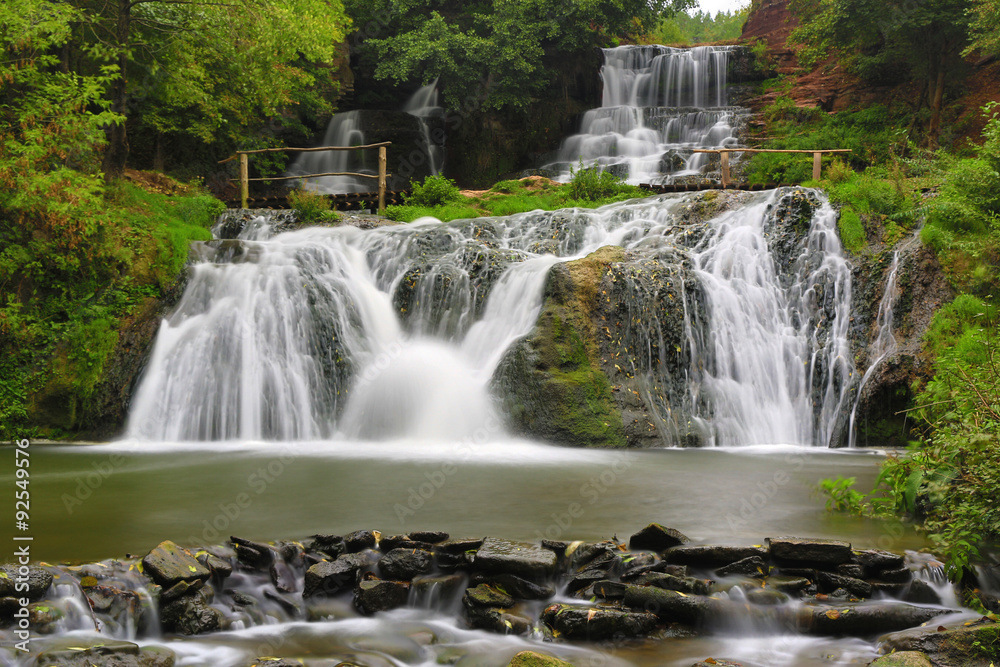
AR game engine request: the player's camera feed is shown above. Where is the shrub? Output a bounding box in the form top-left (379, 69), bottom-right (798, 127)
top-left (407, 174), bottom-right (461, 207)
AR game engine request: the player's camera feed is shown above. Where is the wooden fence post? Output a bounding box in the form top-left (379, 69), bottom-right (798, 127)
top-left (378, 146), bottom-right (387, 215)
top-left (812, 152), bottom-right (822, 181)
top-left (239, 153), bottom-right (249, 209)
top-left (720, 151), bottom-right (731, 188)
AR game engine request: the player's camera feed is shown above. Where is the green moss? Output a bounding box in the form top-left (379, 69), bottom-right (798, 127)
top-left (838, 208), bottom-right (866, 253)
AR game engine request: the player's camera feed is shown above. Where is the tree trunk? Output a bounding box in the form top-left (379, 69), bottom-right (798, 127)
top-left (102, 0), bottom-right (130, 180)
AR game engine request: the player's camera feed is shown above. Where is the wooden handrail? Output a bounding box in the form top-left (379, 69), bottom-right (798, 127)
top-left (690, 148), bottom-right (852, 186)
top-left (222, 143), bottom-right (392, 214)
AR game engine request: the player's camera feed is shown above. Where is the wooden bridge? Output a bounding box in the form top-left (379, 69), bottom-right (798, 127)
top-left (219, 142), bottom-right (394, 213)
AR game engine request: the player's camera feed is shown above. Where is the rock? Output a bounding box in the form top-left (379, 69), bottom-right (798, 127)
top-left (410, 531), bottom-right (449, 543)
top-left (798, 602), bottom-right (948, 636)
top-left (473, 538), bottom-right (557, 580)
top-left (715, 556), bottom-right (769, 579)
top-left (880, 620), bottom-right (1000, 666)
top-left (378, 548), bottom-right (435, 580)
top-left (354, 579), bottom-right (411, 615)
top-left (903, 579), bottom-right (942, 605)
top-left (540, 604), bottom-right (658, 640)
top-left (470, 573), bottom-right (554, 600)
top-left (855, 549), bottom-right (906, 571)
top-left (817, 572), bottom-right (873, 598)
top-left (665, 545), bottom-right (768, 567)
top-left (623, 585), bottom-right (715, 625)
top-left (506, 650), bottom-right (573, 667)
top-left (768, 537), bottom-right (852, 565)
top-left (464, 584), bottom-right (514, 609)
top-left (160, 589), bottom-right (223, 635)
top-left (411, 574), bottom-right (467, 605)
top-left (629, 524), bottom-right (690, 552)
top-left (344, 529), bottom-right (379, 553)
top-left (303, 552), bottom-right (374, 597)
top-left (31, 640), bottom-right (175, 667)
top-left (0, 564), bottom-right (53, 601)
top-left (230, 536), bottom-right (275, 569)
top-left (141, 541), bottom-right (210, 588)
top-left (868, 652), bottom-right (933, 667)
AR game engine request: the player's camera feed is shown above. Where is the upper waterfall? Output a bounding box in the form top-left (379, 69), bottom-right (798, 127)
top-left (541, 45), bottom-right (745, 185)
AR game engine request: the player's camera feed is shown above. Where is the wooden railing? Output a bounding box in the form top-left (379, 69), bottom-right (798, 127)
top-left (219, 142), bottom-right (392, 213)
top-left (691, 148), bottom-right (852, 187)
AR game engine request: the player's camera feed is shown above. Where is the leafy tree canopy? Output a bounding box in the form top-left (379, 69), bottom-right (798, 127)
top-left (345, 0), bottom-right (696, 111)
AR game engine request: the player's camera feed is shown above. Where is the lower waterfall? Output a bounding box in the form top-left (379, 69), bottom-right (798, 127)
top-left (128, 189), bottom-right (854, 447)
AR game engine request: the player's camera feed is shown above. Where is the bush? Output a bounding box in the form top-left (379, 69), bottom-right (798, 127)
top-left (407, 174), bottom-right (461, 207)
top-left (287, 188), bottom-right (336, 224)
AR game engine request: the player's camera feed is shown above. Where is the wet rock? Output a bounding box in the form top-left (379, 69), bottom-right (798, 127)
top-left (161, 578), bottom-right (204, 603)
top-left (464, 584), bottom-right (514, 609)
top-left (141, 541), bottom-right (211, 588)
top-left (817, 572), bottom-right (873, 598)
top-left (473, 538), bottom-right (557, 580)
top-left (344, 529), bottom-right (379, 553)
top-left (379, 548), bottom-right (435, 580)
top-left (855, 549), bottom-right (906, 571)
top-left (798, 602), bottom-right (948, 636)
top-left (160, 589), bottom-right (223, 635)
top-left (869, 651), bottom-right (933, 666)
top-left (412, 573), bottom-right (467, 604)
top-left (623, 584), bottom-right (715, 625)
top-left (470, 573), bottom-right (554, 600)
top-left (31, 640), bottom-right (175, 667)
top-left (506, 650), bottom-right (573, 667)
top-left (0, 564), bottom-right (53, 601)
top-left (878, 567), bottom-right (913, 584)
top-left (629, 524), bottom-right (690, 552)
top-left (768, 537), bottom-right (852, 565)
top-left (230, 536), bottom-right (275, 569)
top-left (541, 603), bottom-right (658, 640)
top-left (880, 621), bottom-right (1000, 667)
top-left (665, 545), bottom-right (768, 567)
top-left (903, 579), bottom-right (942, 605)
top-left (303, 552), bottom-right (374, 597)
top-left (307, 534), bottom-right (346, 558)
top-left (715, 556), bottom-right (769, 579)
top-left (354, 579), bottom-right (411, 615)
top-left (410, 531), bottom-right (449, 544)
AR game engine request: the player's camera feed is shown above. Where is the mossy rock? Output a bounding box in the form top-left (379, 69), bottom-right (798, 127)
top-left (493, 247), bottom-right (627, 448)
top-left (506, 650), bottom-right (574, 667)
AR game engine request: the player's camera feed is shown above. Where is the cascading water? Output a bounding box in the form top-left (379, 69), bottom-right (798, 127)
top-left (129, 188), bottom-right (854, 447)
top-left (541, 45), bottom-right (745, 185)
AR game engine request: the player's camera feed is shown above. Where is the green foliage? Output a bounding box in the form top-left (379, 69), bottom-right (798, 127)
top-left (568, 163), bottom-right (643, 201)
top-left (288, 189), bottom-right (339, 224)
top-left (837, 208), bottom-right (866, 253)
top-left (345, 0), bottom-right (694, 112)
top-left (407, 174), bottom-right (462, 207)
top-left (642, 6), bottom-right (749, 46)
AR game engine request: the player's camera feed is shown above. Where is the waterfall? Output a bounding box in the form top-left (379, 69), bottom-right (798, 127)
top-left (541, 45), bottom-right (745, 185)
top-left (128, 188), bottom-right (854, 447)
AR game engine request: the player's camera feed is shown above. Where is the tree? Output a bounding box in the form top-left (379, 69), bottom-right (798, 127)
top-left (345, 0), bottom-right (696, 112)
top-left (788, 0), bottom-right (970, 142)
top-left (69, 0), bottom-right (351, 177)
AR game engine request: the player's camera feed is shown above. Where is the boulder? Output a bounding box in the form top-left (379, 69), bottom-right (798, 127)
top-left (378, 548), bottom-right (435, 580)
top-left (473, 538), bottom-right (557, 580)
top-left (303, 552), bottom-right (374, 597)
top-left (540, 603), bottom-right (658, 640)
top-left (141, 541), bottom-right (210, 588)
top-left (629, 524), bottom-right (690, 552)
top-left (768, 537), bottom-right (852, 565)
top-left (354, 579), bottom-right (411, 615)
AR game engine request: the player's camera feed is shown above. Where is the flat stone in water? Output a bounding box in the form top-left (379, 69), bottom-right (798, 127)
top-left (473, 537), bottom-right (557, 580)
